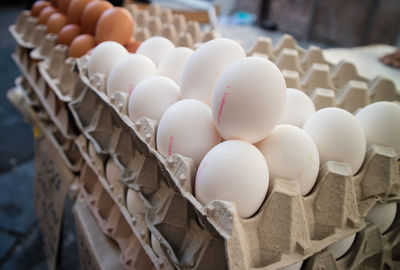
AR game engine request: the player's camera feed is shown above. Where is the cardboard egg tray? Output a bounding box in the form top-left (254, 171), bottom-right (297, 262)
top-left (74, 136), bottom-right (170, 270)
top-left (248, 35), bottom-right (400, 113)
top-left (304, 200), bottom-right (400, 270)
top-left (11, 41), bottom-right (79, 141)
top-left (12, 77), bottom-right (83, 173)
top-left (61, 49), bottom-right (400, 269)
top-left (10, 7), bottom-right (400, 270)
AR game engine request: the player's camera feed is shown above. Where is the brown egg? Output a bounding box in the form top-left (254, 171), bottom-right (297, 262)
top-left (81, 1), bottom-right (113, 35)
top-left (31, 1), bottom-right (51, 17)
top-left (68, 34), bottom-right (96, 58)
top-left (51, 0), bottom-right (58, 6)
top-left (58, 0), bottom-right (71, 14)
top-left (46, 12), bottom-right (68, 34)
top-left (38, 6), bottom-right (58, 25)
top-left (125, 38), bottom-right (141, 53)
top-left (58, 24), bottom-right (81, 45)
top-left (67, 0), bottom-right (95, 24)
top-left (95, 7), bottom-right (134, 45)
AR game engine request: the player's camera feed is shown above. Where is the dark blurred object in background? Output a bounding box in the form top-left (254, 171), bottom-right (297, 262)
top-left (258, 0), bottom-right (400, 47)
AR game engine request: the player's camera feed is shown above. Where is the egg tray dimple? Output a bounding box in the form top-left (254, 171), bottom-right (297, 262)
top-left (304, 200), bottom-right (400, 270)
top-left (69, 56), bottom-right (400, 269)
top-left (74, 136), bottom-right (173, 270)
top-left (247, 34), bottom-right (400, 113)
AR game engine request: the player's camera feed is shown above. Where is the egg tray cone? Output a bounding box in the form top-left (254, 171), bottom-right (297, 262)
top-left (11, 77), bottom-right (83, 173)
top-left (65, 54), bottom-right (400, 269)
top-left (303, 200), bottom-right (400, 270)
top-left (74, 136), bottom-right (172, 270)
top-left (247, 35), bottom-right (400, 113)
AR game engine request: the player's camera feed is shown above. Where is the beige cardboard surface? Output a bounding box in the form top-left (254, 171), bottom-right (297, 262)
top-left (34, 132), bottom-right (74, 270)
top-left (73, 197), bottom-right (123, 270)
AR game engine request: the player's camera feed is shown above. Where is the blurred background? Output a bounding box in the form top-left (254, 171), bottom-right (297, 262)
top-left (0, 0), bottom-right (399, 269)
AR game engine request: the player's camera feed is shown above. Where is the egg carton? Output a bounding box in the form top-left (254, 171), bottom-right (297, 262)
top-left (74, 135), bottom-right (173, 270)
top-left (248, 34), bottom-right (400, 113)
top-left (12, 75), bottom-right (82, 173)
top-left (304, 200), bottom-right (400, 270)
top-left (73, 197), bottom-right (125, 270)
top-left (125, 3), bottom-right (214, 48)
top-left (12, 43), bottom-right (79, 140)
top-left (66, 51), bottom-right (400, 269)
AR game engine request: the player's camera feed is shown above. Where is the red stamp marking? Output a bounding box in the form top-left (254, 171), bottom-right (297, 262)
top-left (167, 135), bottom-right (174, 157)
top-left (217, 91), bottom-right (229, 124)
top-left (128, 83), bottom-right (135, 95)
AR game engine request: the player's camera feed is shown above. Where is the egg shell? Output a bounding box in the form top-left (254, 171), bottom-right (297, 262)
top-left (95, 7), bottom-right (134, 45)
top-left (279, 261), bottom-right (303, 270)
top-left (31, 1), bottom-right (51, 17)
top-left (128, 76), bottom-right (180, 122)
top-left (325, 233), bottom-right (356, 259)
top-left (180, 38), bottom-right (246, 106)
top-left (58, 24), bottom-right (81, 45)
top-left (80, 0), bottom-right (113, 34)
top-left (195, 140), bottom-right (269, 218)
top-left (256, 125), bottom-right (319, 196)
top-left (366, 202), bottom-right (397, 234)
top-left (68, 34), bottom-right (96, 58)
top-left (158, 47), bottom-right (194, 84)
top-left (136, 36), bottom-right (175, 66)
top-left (87, 41), bottom-right (128, 78)
top-left (58, 0), bottom-right (71, 14)
top-left (212, 57), bottom-right (287, 143)
top-left (125, 39), bottom-right (141, 53)
top-left (156, 99), bottom-right (221, 167)
top-left (126, 188), bottom-right (146, 216)
top-left (356, 101), bottom-right (400, 159)
top-left (302, 108), bottom-right (366, 174)
top-left (46, 12), bottom-right (68, 34)
top-left (151, 234), bottom-right (164, 257)
top-left (38, 6), bottom-right (58, 25)
top-left (105, 158), bottom-right (120, 184)
top-left (106, 54), bottom-right (157, 97)
top-left (67, 0), bottom-right (94, 24)
top-left (278, 88), bottom-right (316, 127)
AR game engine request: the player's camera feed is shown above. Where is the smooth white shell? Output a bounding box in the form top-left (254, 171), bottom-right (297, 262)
top-left (195, 140), bottom-right (269, 218)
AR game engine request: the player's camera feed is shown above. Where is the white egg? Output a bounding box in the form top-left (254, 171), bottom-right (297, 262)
top-left (105, 158), bottom-right (121, 184)
top-left (156, 99), bottom-right (221, 167)
top-left (278, 88), bottom-right (316, 127)
top-left (180, 38), bottom-right (246, 106)
top-left (158, 47), bottom-right (193, 84)
top-left (212, 57), bottom-right (286, 143)
top-left (279, 261), bottom-right (303, 270)
top-left (106, 54), bottom-right (157, 97)
top-left (136, 36), bottom-right (175, 66)
top-left (302, 108), bottom-right (366, 174)
top-left (126, 188), bottom-right (146, 216)
top-left (356, 102), bottom-right (400, 159)
top-left (325, 233), bottom-right (356, 259)
top-left (195, 140), bottom-right (269, 218)
top-left (256, 125), bottom-right (319, 196)
top-left (151, 234), bottom-right (164, 257)
top-left (366, 202), bottom-right (397, 234)
top-left (128, 76), bottom-right (180, 122)
top-left (88, 41), bottom-right (128, 78)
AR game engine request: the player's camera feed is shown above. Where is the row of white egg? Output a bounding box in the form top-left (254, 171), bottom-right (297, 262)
top-left (88, 37), bottom-right (399, 268)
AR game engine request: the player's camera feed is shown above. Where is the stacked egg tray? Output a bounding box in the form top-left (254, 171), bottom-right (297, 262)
top-left (63, 41), bottom-right (400, 270)
top-left (247, 35), bottom-right (400, 113)
top-left (10, 6), bottom-right (400, 270)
